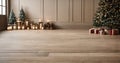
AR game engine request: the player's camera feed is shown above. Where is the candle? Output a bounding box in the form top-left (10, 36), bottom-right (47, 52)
top-left (22, 26), bottom-right (25, 30)
top-left (26, 21), bottom-right (29, 26)
top-left (39, 24), bottom-right (42, 29)
top-left (41, 27), bottom-right (44, 30)
top-left (13, 26), bottom-right (16, 30)
top-left (17, 18), bottom-right (21, 22)
top-left (7, 26), bottom-right (12, 30)
top-left (18, 26), bottom-right (21, 30)
top-left (35, 26), bottom-right (38, 30)
top-left (27, 27), bottom-right (29, 30)
top-left (17, 21), bottom-right (22, 27)
top-left (32, 26), bottom-right (35, 30)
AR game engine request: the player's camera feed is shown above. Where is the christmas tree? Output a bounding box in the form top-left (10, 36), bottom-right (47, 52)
top-left (93, 0), bottom-right (120, 29)
top-left (8, 10), bottom-right (16, 24)
top-left (19, 8), bottom-right (26, 22)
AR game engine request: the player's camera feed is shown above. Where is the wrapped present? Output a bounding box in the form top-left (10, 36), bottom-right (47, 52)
top-left (95, 29), bottom-right (100, 34)
top-left (112, 29), bottom-right (119, 35)
top-left (99, 30), bottom-right (104, 35)
top-left (89, 28), bottom-right (95, 34)
top-left (99, 30), bottom-right (107, 35)
top-left (108, 29), bottom-right (112, 35)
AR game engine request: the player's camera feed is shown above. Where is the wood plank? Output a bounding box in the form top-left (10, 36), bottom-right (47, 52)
top-left (0, 30), bottom-right (120, 63)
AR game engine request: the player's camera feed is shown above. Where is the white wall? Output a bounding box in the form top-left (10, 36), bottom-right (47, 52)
top-left (11, 0), bottom-right (100, 29)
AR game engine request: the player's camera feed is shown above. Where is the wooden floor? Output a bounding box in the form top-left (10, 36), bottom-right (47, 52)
top-left (0, 30), bottom-right (120, 63)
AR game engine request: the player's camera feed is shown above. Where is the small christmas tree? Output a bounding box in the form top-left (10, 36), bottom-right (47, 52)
top-left (93, 0), bottom-right (120, 29)
top-left (8, 10), bottom-right (16, 24)
top-left (19, 8), bottom-right (26, 22)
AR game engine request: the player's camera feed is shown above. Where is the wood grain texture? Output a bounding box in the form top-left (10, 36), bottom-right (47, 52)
top-left (0, 30), bottom-right (120, 63)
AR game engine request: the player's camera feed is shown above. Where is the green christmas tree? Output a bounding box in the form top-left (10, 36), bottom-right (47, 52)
top-left (19, 8), bottom-right (26, 22)
top-left (8, 10), bottom-right (16, 24)
top-left (93, 0), bottom-right (120, 29)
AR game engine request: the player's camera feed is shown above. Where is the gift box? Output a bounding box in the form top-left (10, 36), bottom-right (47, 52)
top-left (108, 29), bottom-right (119, 35)
top-left (108, 30), bottom-right (112, 35)
top-left (95, 29), bottom-right (100, 34)
top-left (112, 29), bottom-right (119, 35)
top-left (89, 28), bottom-right (95, 34)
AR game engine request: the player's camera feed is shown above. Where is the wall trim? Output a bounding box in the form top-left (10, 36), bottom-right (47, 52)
top-left (43, 0), bottom-right (44, 21)
top-left (56, 0), bottom-right (58, 22)
top-left (10, 0), bottom-right (99, 29)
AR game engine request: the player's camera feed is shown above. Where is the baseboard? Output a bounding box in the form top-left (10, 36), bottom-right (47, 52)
top-left (55, 23), bottom-right (92, 30)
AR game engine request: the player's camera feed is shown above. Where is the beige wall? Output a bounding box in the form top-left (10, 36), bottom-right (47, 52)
top-left (11, 0), bottom-right (100, 29)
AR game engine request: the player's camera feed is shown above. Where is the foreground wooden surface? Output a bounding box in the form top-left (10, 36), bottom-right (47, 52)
top-left (0, 30), bottom-right (120, 63)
